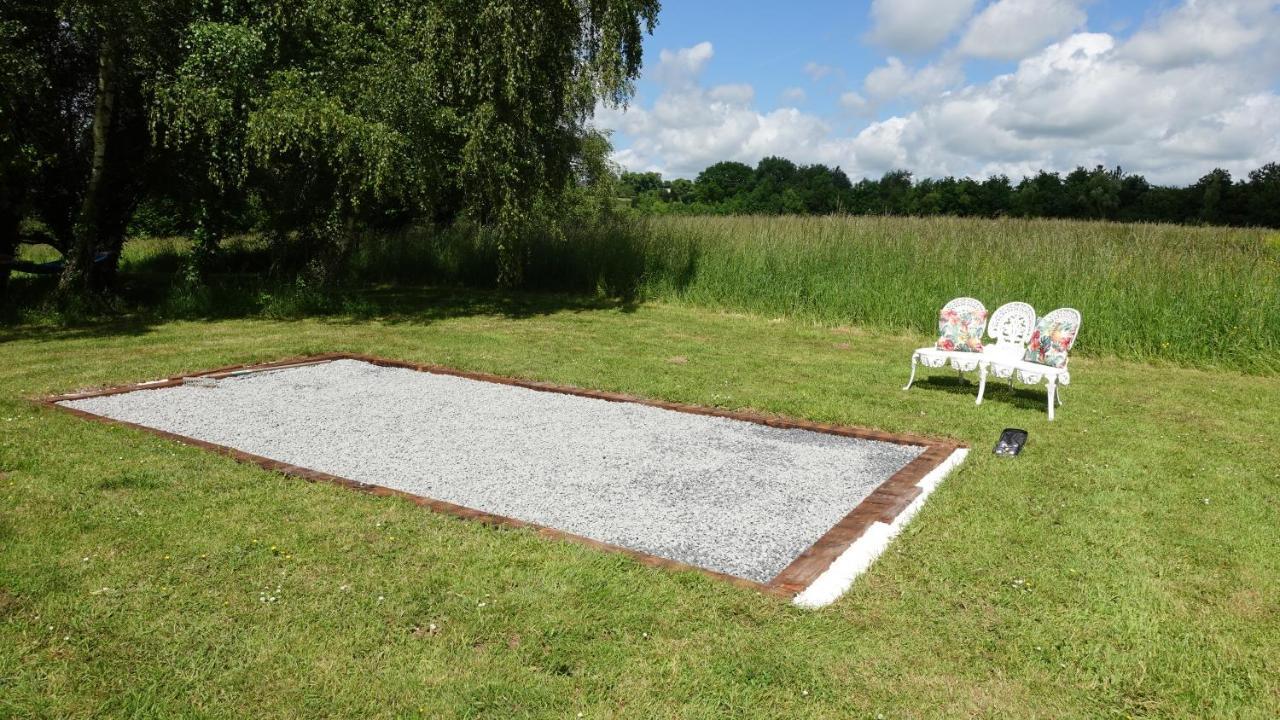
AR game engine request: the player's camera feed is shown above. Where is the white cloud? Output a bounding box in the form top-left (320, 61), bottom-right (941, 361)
top-left (708, 83), bottom-right (755, 105)
top-left (849, 28), bottom-right (1280, 182)
top-left (958, 0), bottom-right (1087, 60)
top-left (780, 86), bottom-right (807, 104)
top-left (839, 91), bottom-right (869, 114)
top-left (867, 0), bottom-right (978, 53)
top-left (1121, 0), bottom-right (1278, 68)
top-left (598, 2), bottom-right (1280, 184)
top-left (653, 41), bottom-right (714, 87)
top-left (863, 58), bottom-right (963, 102)
top-left (596, 43), bottom-right (859, 176)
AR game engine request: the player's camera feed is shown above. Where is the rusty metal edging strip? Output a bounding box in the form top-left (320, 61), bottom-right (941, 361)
top-left (37, 353), bottom-right (966, 600)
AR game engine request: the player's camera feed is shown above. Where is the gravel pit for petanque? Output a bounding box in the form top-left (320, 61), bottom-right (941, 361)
top-left (52, 355), bottom-right (967, 607)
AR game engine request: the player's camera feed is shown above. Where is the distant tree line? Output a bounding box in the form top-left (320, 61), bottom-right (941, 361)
top-left (620, 158), bottom-right (1280, 228)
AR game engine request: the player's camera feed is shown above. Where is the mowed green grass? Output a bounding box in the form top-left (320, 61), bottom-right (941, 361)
top-left (1, 289), bottom-right (1277, 718)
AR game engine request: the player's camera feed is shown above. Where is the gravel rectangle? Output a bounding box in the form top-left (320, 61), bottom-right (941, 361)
top-left (61, 359), bottom-right (925, 583)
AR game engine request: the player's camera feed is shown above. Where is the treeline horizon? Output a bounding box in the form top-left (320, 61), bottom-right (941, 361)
top-left (619, 158), bottom-right (1280, 228)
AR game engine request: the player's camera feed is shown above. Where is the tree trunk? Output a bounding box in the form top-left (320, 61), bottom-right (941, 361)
top-left (58, 32), bottom-right (118, 299)
top-left (185, 197), bottom-right (224, 285)
top-left (0, 193), bottom-right (18, 305)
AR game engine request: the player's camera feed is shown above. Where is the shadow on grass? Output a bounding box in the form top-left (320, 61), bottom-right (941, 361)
top-left (913, 375), bottom-right (1052, 413)
top-left (0, 276), bottom-right (638, 346)
top-left (337, 286), bottom-right (638, 325)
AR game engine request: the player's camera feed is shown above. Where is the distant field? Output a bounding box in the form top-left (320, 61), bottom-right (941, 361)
top-left (13, 214), bottom-right (1280, 373)
top-left (634, 216), bottom-right (1280, 375)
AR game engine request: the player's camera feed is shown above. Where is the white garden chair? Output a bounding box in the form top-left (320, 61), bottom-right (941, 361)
top-left (981, 301), bottom-right (1038, 368)
top-left (903, 297), bottom-right (987, 390)
top-left (977, 307), bottom-right (1081, 421)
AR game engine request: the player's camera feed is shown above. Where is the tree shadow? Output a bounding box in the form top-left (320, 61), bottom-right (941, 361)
top-left (1, 277), bottom-right (639, 346)
top-left (334, 286), bottom-right (640, 325)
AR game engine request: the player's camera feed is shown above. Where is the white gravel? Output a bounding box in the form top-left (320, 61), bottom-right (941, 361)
top-left (62, 359), bottom-right (925, 583)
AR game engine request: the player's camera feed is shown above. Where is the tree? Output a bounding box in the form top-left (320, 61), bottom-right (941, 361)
top-left (1013, 171), bottom-right (1065, 218)
top-left (0, 3), bottom-right (60, 299)
top-left (977, 175), bottom-right (1013, 217)
top-left (877, 170), bottom-right (913, 215)
top-left (1192, 168), bottom-right (1234, 226)
top-left (1245, 162), bottom-right (1280, 228)
top-left (619, 172), bottom-right (664, 197)
top-left (7, 0), bottom-right (661, 301)
top-left (1117, 172), bottom-right (1150, 221)
top-left (153, 18), bottom-right (267, 282)
top-left (667, 178), bottom-right (695, 204)
top-left (744, 156), bottom-right (802, 213)
top-left (694, 161), bottom-right (754, 204)
top-left (795, 164), bottom-right (850, 213)
top-left (46, 2), bottom-right (197, 300)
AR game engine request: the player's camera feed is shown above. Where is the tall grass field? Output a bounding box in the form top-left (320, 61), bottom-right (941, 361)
top-left (353, 215), bottom-right (1280, 374)
top-left (12, 214), bottom-right (1280, 374)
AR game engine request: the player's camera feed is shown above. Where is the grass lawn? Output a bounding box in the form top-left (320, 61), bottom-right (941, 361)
top-left (2, 288), bottom-right (1277, 718)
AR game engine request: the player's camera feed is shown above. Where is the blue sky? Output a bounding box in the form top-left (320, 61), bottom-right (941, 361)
top-left (597, 0), bottom-right (1280, 184)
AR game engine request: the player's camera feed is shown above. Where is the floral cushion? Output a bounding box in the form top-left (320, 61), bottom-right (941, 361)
top-left (935, 307), bottom-right (986, 353)
top-left (1022, 317), bottom-right (1077, 368)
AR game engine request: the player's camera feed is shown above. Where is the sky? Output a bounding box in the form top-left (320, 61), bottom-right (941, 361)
top-left (594, 0), bottom-right (1280, 185)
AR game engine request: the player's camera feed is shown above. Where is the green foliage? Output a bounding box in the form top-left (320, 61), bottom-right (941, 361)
top-left (624, 158), bottom-right (1280, 228)
top-left (2, 0), bottom-right (660, 298)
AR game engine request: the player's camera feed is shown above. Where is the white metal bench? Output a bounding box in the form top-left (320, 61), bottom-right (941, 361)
top-left (902, 297), bottom-right (987, 390)
top-left (978, 307), bottom-right (1082, 421)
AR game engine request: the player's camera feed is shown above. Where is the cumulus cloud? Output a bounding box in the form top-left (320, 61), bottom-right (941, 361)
top-left (1121, 0), bottom-right (1278, 68)
top-left (958, 0), bottom-right (1086, 60)
top-left (597, 1), bottom-right (1280, 184)
top-left (851, 29), bottom-right (1280, 182)
top-left (839, 91), bottom-right (870, 114)
top-left (596, 43), bottom-right (858, 176)
top-left (863, 57), bottom-right (964, 102)
top-left (652, 41), bottom-right (714, 87)
top-left (867, 0), bottom-right (978, 53)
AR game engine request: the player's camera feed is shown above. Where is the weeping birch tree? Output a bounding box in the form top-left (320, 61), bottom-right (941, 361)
top-left (2, 0), bottom-right (659, 302)
top-left (155, 0), bottom-right (660, 286)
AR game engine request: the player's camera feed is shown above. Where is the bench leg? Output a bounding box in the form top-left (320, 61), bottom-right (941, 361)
top-left (976, 363), bottom-right (988, 406)
top-left (903, 354), bottom-right (919, 391)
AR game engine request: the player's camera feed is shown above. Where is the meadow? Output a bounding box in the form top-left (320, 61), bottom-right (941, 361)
top-left (636, 216), bottom-right (1280, 374)
top-left (15, 215), bottom-right (1278, 377)
top-left (2, 288), bottom-right (1278, 718)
